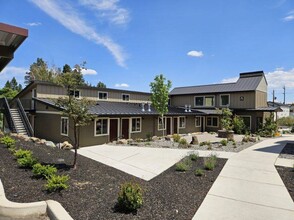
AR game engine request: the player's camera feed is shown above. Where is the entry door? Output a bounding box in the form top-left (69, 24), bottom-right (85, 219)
top-left (110, 119), bottom-right (118, 142)
top-left (166, 117), bottom-right (171, 135)
top-left (201, 117), bottom-right (205, 132)
top-left (173, 118), bottom-right (178, 134)
top-left (121, 119), bottom-right (129, 139)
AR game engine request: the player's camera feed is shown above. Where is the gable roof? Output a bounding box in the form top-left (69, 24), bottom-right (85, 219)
top-left (170, 71), bottom-right (265, 95)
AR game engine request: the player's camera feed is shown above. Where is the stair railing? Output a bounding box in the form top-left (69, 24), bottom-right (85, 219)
top-left (16, 98), bottom-right (34, 137)
top-left (0, 97), bottom-right (17, 133)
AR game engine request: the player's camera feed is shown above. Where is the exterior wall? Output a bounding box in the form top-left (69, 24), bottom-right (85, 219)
top-left (234, 111), bottom-right (265, 132)
top-left (178, 116), bottom-right (199, 134)
top-left (256, 77), bottom-right (267, 93)
top-left (229, 92), bottom-right (255, 109)
top-left (255, 91), bottom-right (267, 108)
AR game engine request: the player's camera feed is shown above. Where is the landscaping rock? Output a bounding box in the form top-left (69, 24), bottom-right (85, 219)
top-left (249, 137), bottom-right (257, 142)
top-left (152, 136), bottom-right (159, 141)
top-left (165, 136), bottom-right (171, 141)
top-left (56, 143), bottom-right (62, 149)
top-left (30, 137), bottom-right (40, 143)
top-left (61, 141), bottom-right (73, 150)
top-left (45, 141), bottom-right (56, 148)
top-left (190, 135), bottom-right (199, 145)
top-left (117, 139), bottom-right (128, 145)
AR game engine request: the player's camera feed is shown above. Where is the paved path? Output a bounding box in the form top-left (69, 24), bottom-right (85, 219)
top-left (77, 145), bottom-right (235, 181)
top-left (193, 135), bottom-right (294, 220)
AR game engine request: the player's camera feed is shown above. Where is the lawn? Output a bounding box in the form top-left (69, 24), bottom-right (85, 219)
top-left (0, 135), bottom-right (226, 220)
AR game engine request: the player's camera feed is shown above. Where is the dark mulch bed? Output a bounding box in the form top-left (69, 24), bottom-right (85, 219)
top-left (276, 143), bottom-right (294, 202)
top-left (0, 136), bottom-right (226, 220)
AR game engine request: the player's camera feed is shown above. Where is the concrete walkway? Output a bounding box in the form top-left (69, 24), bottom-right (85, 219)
top-left (193, 135), bottom-right (294, 220)
top-left (77, 145), bottom-right (235, 181)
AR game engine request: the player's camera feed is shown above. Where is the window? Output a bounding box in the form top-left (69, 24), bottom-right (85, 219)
top-left (122, 94), bottom-right (130, 101)
top-left (195, 96), bottom-right (215, 107)
top-left (220, 94), bottom-right (230, 106)
top-left (131, 117), bottom-right (141, 132)
top-left (179, 116), bottom-right (186, 128)
top-left (61, 117), bottom-right (69, 136)
top-left (240, 116), bottom-right (251, 130)
top-left (207, 116), bottom-right (218, 127)
top-left (69, 90), bottom-right (80, 98)
top-left (98, 92), bottom-right (108, 100)
top-left (195, 117), bottom-right (201, 127)
top-left (95, 118), bottom-right (108, 136)
top-left (158, 117), bottom-right (166, 130)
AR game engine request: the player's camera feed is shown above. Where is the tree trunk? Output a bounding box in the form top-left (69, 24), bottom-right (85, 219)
top-left (161, 115), bottom-right (165, 137)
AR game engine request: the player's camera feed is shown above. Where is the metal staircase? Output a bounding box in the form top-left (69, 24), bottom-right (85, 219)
top-left (10, 108), bottom-right (28, 136)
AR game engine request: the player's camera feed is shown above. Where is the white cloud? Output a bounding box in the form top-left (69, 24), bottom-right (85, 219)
top-left (30, 0), bottom-right (127, 67)
top-left (283, 10), bottom-right (294, 21)
top-left (0, 66), bottom-right (28, 75)
top-left (187, 50), bottom-right (204, 57)
top-left (266, 68), bottom-right (294, 89)
top-left (114, 83), bottom-right (129, 88)
top-left (81, 68), bottom-right (97, 75)
top-left (221, 77), bottom-right (238, 83)
top-left (26, 22), bottom-right (42, 26)
top-left (79, 0), bottom-right (130, 25)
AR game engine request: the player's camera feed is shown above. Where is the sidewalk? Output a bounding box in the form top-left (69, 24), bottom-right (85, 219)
top-left (193, 135), bottom-right (294, 220)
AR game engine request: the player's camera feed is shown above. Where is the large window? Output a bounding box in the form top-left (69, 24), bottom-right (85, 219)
top-left (122, 94), bottom-right (130, 101)
top-left (61, 117), bottom-right (69, 136)
top-left (195, 117), bottom-right (201, 127)
top-left (220, 94), bottom-right (230, 106)
top-left (240, 116), bottom-right (251, 130)
top-left (131, 117), bottom-right (141, 133)
top-left (69, 90), bottom-right (80, 98)
top-left (158, 117), bottom-right (166, 130)
top-left (195, 96), bottom-right (215, 107)
top-left (179, 116), bottom-right (186, 128)
top-left (207, 116), bottom-right (218, 127)
top-left (98, 92), bottom-right (108, 100)
top-left (95, 118), bottom-right (108, 136)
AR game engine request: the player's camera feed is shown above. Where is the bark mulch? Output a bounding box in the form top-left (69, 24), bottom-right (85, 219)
top-left (276, 143), bottom-right (294, 202)
top-left (0, 136), bottom-right (226, 220)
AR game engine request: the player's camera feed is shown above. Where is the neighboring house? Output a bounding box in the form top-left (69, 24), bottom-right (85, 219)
top-left (2, 71), bottom-right (280, 147)
top-left (290, 104), bottom-right (294, 117)
top-left (267, 101), bottom-right (291, 120)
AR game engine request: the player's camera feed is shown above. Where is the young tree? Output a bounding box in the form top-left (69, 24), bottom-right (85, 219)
top-left (55, 65), bottom-right (93, 169)
top-left (97, 81), bottom-right (106, 88)
top-left (150, 74), bottom-right (172, 136)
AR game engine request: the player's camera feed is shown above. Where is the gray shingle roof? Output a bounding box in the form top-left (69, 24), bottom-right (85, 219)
top-left (170, 71), bottom-right (265, 95)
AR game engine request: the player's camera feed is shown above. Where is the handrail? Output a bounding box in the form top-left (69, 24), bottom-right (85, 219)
top-left (16, 98), bottom-right (34, 136)
top-left (1, 97), bottom-right (17, 133)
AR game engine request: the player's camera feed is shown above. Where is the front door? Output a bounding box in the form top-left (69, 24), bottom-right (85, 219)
top-left (201, 117), bottom-right (205, 132)
top-left (110, 119), bottom-right (118, 142)
top-left (173, 118), bottom-right (178, 134)
top-left (166, 117), bottom-right (171, 135)
top-left (121, 119), bottom-right (129, 139)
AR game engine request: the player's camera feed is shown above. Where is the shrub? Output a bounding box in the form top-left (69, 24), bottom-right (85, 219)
top-left (172, 134), bottom-right (181, 143)
top-left (195, 168), bottom-right (204, 176)
top-left (200, 141), bottom-right (211, 146)
top-left (117, 181), bottom-right (143, 212)
top-left (220, 139), bottom-right (227, 146)
top-left (14, 149), bottom-right (32, 159)
top-left (146, 132), bottom-right (152, 141)
top-left (277, 116), bottom-right (294, 127)
top-left (258, 115), bottom-right (277, 137)
top-left (178, 138), bottom-right (189, 148)
top-left (0, 136), bottom-right (15, 148)
top-left (189, 153), bottom-right (199, 161)
top-left (204, 154), bottom-right (217, 170)
top-left (45, 175), bottom-right (69, 192)
top-left (242, 135), bottom-right (250, 143)
top-left (32, 163), bottom-right (57, 179)
top-left (233, 116), bottom-right (246, 134)
top-left (220, 108), bottom-right (233, 131)
top-left (175, 158), bottom-right (192, 172)
top-left (17, 154), bottom-right (38, 168)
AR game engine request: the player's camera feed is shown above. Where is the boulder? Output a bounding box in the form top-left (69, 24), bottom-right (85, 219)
top-left (61, 141), bottom-right (73, 150)
top-left (56, 143), bottom-right (62, 149)
top-left (117, 139), bottom-right (128, 145)
top-left (39, 139), bottom-right (46, 144)
top-left (45, 141), bottom-right (56, 148)
top-left (152, 136), bottom-right (159, 141)
top-left (190, 135), bottom-right (199, 145)
top-left (165, 136), bottom-right (171, 141)
top-left (249, 137), bottom-right (257, 142)
top-left (30, 137), bottom-right (40, 143)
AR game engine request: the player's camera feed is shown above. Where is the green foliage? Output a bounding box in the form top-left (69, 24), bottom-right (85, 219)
top-left (0, 136), bottom-right (16, 148)
top-left (172, 134), bottom-right (181, 143)
top-left (17, 155), bottom-right (38, 168)
top-left (242, 135), bottom-right (250, 143)
top-left (178, 138), bottom-right (189, 148)
top-left (258, 114), bottom-right (277, 137)
top-left (189, 153), bottom-right (199, 161)
top-left (220, 139), bottom-right (227, 146)
top-left (97, 81), bottom-right (107, 88)
top-left (204, 154), bottom-right (217, 170)
top-left (233, 115), bottom-right (246, 134)
top-left (32, 163), bottom-right (57, 179)
top-left (220, 108), bottom-right (233, 131)
top-left (277, 117), bottom-right (294, 127)
top-left (117, 181), bottom-right (143, 212)
top-left (62, 64), bottom-right (72, 73)
top-left (199, 141), bottom-right (211, 146)
top-left (146, 132), bottom-right (152, 141)
top-left (14, 149), bottom-right (32, 159)
top-left (45, 175), bottom-right (69, 192)
top-left (175, 158), bottom-right (192, 172)
top-left (195, 168), bottom-right (204, 176)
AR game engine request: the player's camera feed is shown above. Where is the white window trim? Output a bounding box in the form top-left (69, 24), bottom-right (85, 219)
top-left (239, 115), bottom-right (252, 130)
top-left (206, 116), bottom-right (219, 127)
top-left (158, 117), bottom-right (166, 131)
top-left (194, 95), bottom-right (215, 107)
top-left (94, 118), bottom-right (109, 136)
top-left (98, 91), bottom-right (108, 100)
top-left (69, 89), bottom-right (81, 99)
top-left (195, 116), bottom-right (201, 127)
top-left (131, 117), bottom-right (142, 133)
top-left (220, 94), bottom-right (230, 107)
top-left (122, 93), bottom-right (130, 101)
top-left (60, 117), bottom-right (69, 136)
top-left (179, 116), bottom-right (186, 129)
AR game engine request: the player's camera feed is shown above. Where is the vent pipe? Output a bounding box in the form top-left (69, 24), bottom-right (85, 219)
top-left (141, 103), bottom-right (145, 112)
top-left (188, 105), bottom-right (191, 112)
top-left (185, 105), bottom-right (187, 112)
top-left (147, 102), bottom-right (151, 112)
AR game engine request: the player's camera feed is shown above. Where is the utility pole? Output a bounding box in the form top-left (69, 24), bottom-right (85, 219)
top-left (273, 90), bottom-right (275, 104)
top-left (283, 86), bottom-right (286, 104)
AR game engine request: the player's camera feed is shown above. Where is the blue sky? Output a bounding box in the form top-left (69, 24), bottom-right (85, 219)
top-left (1, 0), bottom-right (294, 103)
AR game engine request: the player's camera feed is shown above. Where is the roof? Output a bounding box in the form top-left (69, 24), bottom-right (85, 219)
top-left (0, 23), bottom-right (28, 72)
top-left (170, 71), bottom-right (265, 95)
top-left (267, 101), bottom-right (290, 108)
top-left (34, 98), bottom-right (210, 116)
top-left (244, 107), bottom-right (283, 112)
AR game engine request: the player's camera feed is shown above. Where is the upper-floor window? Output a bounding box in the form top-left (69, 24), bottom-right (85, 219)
top-left (98, 91), bottom-right (108, 100)
top-left (122, 94), bottom-right (130, 101)
top-left (195, 96), bottom-right (215, 107)
top-left (60, 117), bottom-right (69, 136)
top-left (69, 90), bottom-right (80, 98)
top-left (220, 94), bottom-right (230, 106)
top-left (95, 118), bottom-right (108, 136)
top-left (131, 117), bottom-right (141, 133)
top-left (179, 116), bottom-right (186, 128)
